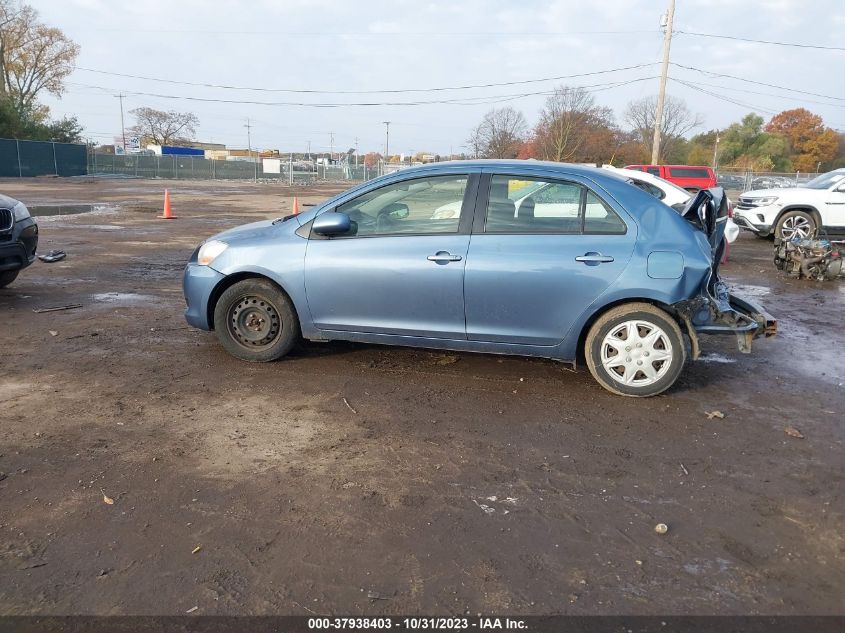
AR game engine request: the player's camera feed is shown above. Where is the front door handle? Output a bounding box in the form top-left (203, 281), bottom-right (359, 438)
top-left (427, 251), bottom-right (463, 264)
top-left (575, 252), bottom-right (614, 265)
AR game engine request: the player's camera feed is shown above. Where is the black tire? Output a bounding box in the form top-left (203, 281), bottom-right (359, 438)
top-left (0, 269), bottom-right (19, 288)
top-left (585, 302), bottom-right (686, 397)
top-left (212, 278), bottom-right (300, 362)
top-left (775, 210), bottom-right (816, 241)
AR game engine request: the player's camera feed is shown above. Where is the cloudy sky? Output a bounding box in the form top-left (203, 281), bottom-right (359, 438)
top-left (31, 0), bottom-right (845, 155)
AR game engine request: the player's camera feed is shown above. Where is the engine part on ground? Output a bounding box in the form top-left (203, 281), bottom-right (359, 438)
top-left (774, 237), bottom-right (844, 281)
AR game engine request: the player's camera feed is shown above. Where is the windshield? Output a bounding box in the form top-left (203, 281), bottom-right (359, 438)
top-left (804, 171), bottom-right (845, 190)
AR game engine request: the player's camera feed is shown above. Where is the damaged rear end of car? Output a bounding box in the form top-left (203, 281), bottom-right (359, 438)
top-left (672, 188), bottom-right (777, 357)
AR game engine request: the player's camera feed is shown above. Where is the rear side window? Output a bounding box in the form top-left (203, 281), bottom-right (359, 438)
top-left (483, 175), bottom-right (625, 235)
top-left (645, 167), bottom-right (660, 176)
top-left (630, 179), bottom-right (665, 200)
top-left (584, 191), bottom-right (626, 234)
top-left (669, 167), bottom-right (711, 179)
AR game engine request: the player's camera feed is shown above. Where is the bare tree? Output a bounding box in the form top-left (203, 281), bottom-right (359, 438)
top-left (624, 95), bottom-right (702, 162)
top-left (467, 107), bottom-right (527, 159)
top-left (128, 107), bottom-right (199, 145)
top-left (534, 86), bottom-right (614, 163)
top-left (0, 1), bottom-right (79, 115)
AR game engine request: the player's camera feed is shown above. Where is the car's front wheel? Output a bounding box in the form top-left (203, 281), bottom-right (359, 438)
top-left (775, 210), bottom-right (816, 240)
top-left (0, 269), bottom-right (19, 288)
top-left (213, 278), bottom-right (300, 362)
top-left (585, 303), bottom-right (686, 397)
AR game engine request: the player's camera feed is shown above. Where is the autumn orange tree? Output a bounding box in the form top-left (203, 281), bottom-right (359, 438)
top-left (765, 108), bottom-right (839, 172)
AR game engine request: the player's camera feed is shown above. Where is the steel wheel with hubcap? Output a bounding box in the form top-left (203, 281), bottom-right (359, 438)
top-left (213, 278), bottom-right (300, 362)
top-left (585, 302), bottom-right (686, 397)
top-left (776, 210), bottom-right (816, 241)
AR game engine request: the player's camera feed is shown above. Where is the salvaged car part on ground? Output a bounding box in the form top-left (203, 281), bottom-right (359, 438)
top-left (774, 237), bottom-right (844, 281)
top-left (183, 160), bottom-right (777, 397)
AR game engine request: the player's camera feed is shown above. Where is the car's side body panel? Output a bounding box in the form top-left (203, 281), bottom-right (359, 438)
top-left (183, 160), bottom-right (772, 370)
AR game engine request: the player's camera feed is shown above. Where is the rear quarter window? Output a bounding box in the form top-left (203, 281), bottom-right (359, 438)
top-left (669, 167), bottom-right (711, 179)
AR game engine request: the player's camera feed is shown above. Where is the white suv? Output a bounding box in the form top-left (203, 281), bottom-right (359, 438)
top-left (733, 168), bottom-right (845, 239)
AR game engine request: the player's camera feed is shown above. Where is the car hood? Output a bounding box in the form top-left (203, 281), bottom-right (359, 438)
top-left (741, 187), bottom-right (817, 199)
top-left (0, 193), bottom-right (22, 209)
top-left (212, 219), bottom-right (275, 243)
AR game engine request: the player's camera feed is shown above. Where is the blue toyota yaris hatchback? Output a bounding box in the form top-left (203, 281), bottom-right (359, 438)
top-left (183, 160), bottom-right (775, 397)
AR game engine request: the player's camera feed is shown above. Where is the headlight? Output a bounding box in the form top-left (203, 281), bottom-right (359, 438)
top-left (755, 197), bottom-right (778, 205)
top-left (12, 202), bottom-right (30, 221)
top-left (197, 240), bottom-right (228, 266)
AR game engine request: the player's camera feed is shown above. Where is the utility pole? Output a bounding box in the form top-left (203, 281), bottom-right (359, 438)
top-left (651, 0), bottom-right (675, 165)
top-left (307, 140), bottom-right (311, 160)
top-left (712, 133), bottom-right (720, 170)
top-left (329, 132), bottom-right (335, 163)
top-left (115, 93), bottom-right (127, 154)
top-left (382, 121), bottom-right (391, 162)
top-left (354, 137), bottom-right (359, 167)
top-left (244, 118), bottom-right (256, 182)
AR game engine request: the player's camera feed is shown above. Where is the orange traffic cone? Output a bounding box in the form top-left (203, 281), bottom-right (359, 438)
top-left (157, 189), bottom-right (177, 219)
top-left (291, 196), bottom-right (301, 215)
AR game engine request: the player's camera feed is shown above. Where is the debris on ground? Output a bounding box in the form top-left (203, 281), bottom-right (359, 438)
top-left (342, 397), bottom-right (357, 414)
top-left (33, 304), bottom-right (83, 314)
top-left (191, 546), bottom-right (202, 554)
top-left (38, 250), bottom-right (67, 263)
top-left (774, 238), bottom-right (844, 281)
top-left (101, 491), bottom-right (114, 505)
top-left (434, 355), bottom-right (459, 365)
top-left (705, 410), bottom-right (725, 419)
top-left (680, 463), bottom-right (689, 476)
top-left (654, 523), bottom-right (669, 535)
top-left (185, 606), bottom-right (198, 614)
top-left (784, 426), bottom-right (805, 439)
top-left (49, 330), bottom-right (58, 337)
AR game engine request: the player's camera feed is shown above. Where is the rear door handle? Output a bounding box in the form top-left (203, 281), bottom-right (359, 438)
top-left (427, 251), bottom-right (463, 263)
top-left (575, 252), bottom-right (614, 264)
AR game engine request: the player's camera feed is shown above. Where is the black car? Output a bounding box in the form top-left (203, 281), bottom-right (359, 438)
top-left (0, 194), bottom-right (38, 288)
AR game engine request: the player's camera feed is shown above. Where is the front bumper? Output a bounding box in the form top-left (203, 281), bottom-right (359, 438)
top-left (733, 207), bottom-right (778, 235)
top-left (183, 263), bottom-right (225, 330)
top-left (0, 220), bottom-right (38, 272)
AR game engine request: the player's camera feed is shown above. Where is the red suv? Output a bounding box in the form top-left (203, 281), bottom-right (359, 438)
top-left (625, 165), bottom-right (717, 193)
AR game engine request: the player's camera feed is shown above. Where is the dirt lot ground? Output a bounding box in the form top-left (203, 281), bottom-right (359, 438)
top-left (0, 177), bottom-right (842, 616)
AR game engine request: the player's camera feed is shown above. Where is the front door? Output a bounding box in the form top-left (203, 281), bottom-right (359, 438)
top-left (304, 173), bottom-right (475, 339)
top-left (824, 181), bottom-right (845, 231)
top-left (464, 173), bottom-right (636, 346)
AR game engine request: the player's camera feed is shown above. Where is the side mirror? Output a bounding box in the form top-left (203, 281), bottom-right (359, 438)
top-left (312, 211), bottom-right (352, 236)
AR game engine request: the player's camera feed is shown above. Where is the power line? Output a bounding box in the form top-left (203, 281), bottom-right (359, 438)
top-left (66, 76), bottom-right (656, 108)
top-left (675, 30), bottom-right (845, 52)
top-left (672, 75), bottom-right (845, 110)
top-left (74, 62), bottom-right (657, 95)
top-left (670, 62), bottom-right (845, 102)
top-left (669, 77), bottom-right (779, 115)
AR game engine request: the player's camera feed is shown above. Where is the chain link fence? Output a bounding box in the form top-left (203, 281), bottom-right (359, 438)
top-left (716, 170), bottom-right (823, 193)
top-left (0, 138), bottom-right (87, 177)
top-left (88, 153), bottom-right (384, 184)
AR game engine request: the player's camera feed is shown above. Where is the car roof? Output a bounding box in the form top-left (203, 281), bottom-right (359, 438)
top-left (382, 159), bottom-right (623, 185)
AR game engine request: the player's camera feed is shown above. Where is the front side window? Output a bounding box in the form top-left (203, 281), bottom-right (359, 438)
top-left (335, 174), bottom-right (468, 237)
top-left (484, 175), bottom-right (625, 235)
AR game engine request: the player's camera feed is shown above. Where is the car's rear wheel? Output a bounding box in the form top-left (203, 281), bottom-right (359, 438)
top-left (213, 278), bottom-right (300, 362)
top-left (0, 269), bottom-right (19, 288)
top-left (775, 210), bottom-right (816, 240)
top-left (585, 303), bottom-right (686, 397)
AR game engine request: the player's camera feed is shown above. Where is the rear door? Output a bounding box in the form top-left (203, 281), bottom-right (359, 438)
top-left (463, 173), bottom-right (637, 346)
